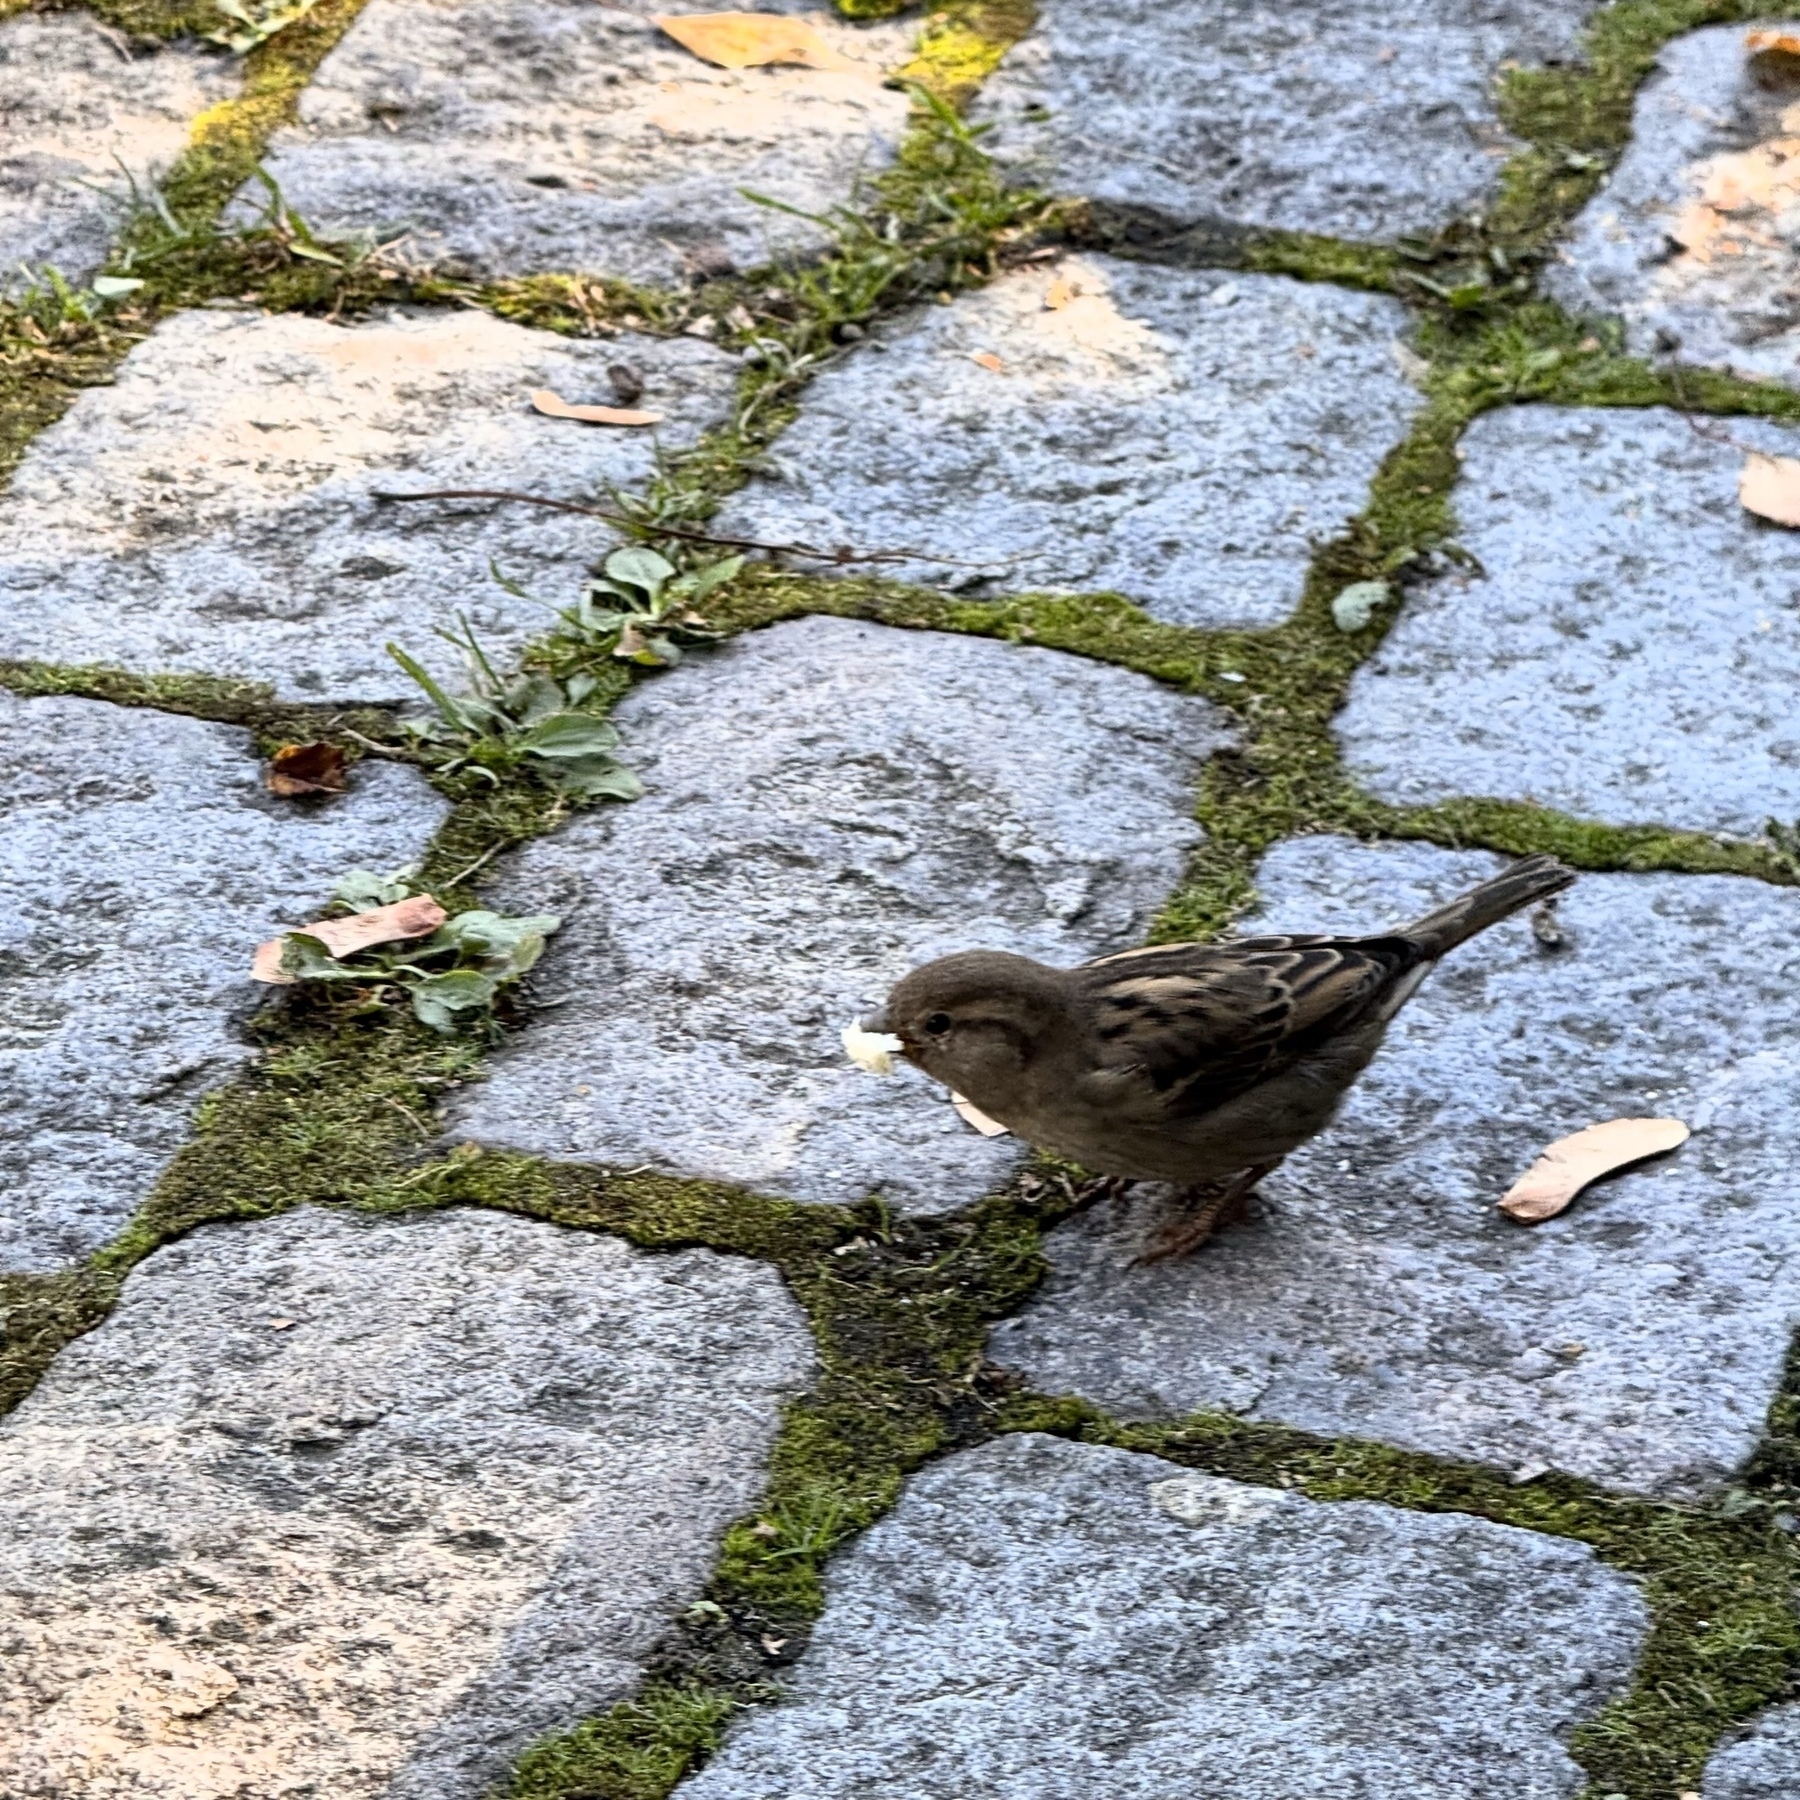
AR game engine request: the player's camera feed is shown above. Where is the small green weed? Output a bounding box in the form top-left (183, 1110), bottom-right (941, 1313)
top-left (390, 619), bottom-right (642, 801)
top-left (546, 547), bottom-right (740, 669)
top-left (265, 866), bottom-right (560, 1032)
top-left (205, 0), bottom-right (328, 52)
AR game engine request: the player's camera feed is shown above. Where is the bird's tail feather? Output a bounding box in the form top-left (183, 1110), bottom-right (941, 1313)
top-left (1401, 854), bottom-right (1576, 958)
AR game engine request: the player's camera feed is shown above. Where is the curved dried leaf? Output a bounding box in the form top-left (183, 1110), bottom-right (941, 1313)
top-left (251, 895), bottom-right (447, 983)
top-left (1739, 452), bottom-right (1800, 527)
top-left (1499, 1117), bottom-right (1690, 1224)
top-left (651, 10), bottom-right (858, 70)
top-left (530, 388), bottom-right (662, 427)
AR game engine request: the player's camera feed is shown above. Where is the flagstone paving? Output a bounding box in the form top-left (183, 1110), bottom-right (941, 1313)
top-left (6, 3), bottom-right (1800, 1798)
top-left (452, 615), bottom-right (1231, 1211)
top-left (677, 1434), bottom-right (1648, 1800)
top-left (1337, 403), bottom-right (1800, 836)
top-left (1548, 23), bottom-right (1800, 388)
top-left (0, 12), bottom-right (239, 295)
top-left (243, 0), bottom-right (913, 281)
top-left (973, 0), bottom-right (1602, 242)
top-left (714, 256), bottom-right (1423, 621)
top-left (0, 306), bottom-right (739, 698)
top-left (0, 1206), bottom-right (813, 1800)
top-left (0, 693), bottom-right (447, 1273)
top-left (1705, 1701), bottom-right (1800, 1799)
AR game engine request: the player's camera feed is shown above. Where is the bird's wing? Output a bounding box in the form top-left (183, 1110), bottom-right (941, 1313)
top-left (1070, 934), bottom-right (1419, 1118)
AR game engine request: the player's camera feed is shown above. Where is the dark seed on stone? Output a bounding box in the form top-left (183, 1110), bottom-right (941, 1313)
top-left (608, 364), bottom-right (645, 405)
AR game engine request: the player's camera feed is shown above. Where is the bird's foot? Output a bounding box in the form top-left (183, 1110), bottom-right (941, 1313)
top-left (1069, 1174), bottom-right (1138, 1214)
top-left (1133, 1163), bottom-right (1275, 1265)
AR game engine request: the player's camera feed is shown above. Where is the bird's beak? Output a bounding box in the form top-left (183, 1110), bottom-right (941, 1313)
top-left (858, 1007), bottom-right (892, 1035)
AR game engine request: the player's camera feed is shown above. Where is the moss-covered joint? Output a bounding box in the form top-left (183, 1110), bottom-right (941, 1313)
top-left (6, 1), bottom-right (1800, 1798)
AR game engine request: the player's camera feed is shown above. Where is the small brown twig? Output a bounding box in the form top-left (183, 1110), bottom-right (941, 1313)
top-left (368, 486), bottom-right (982, 567)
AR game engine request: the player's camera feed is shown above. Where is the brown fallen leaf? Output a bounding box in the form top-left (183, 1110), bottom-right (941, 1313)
top-left (266, 741), bottom-right (348, 797)
top-left (1745, 28), bottom-right (1800, 56)
top-left (969, 351), bottom-right (1006, 373)
top-left (651, 11), bottom-right (857, 71)
top-left (1044, 276), bottom-right (1080, 310)
top-left (1499, 1117), bottom-right (1690, 1224)
top-left (1739, 451), bottom-right (1800, 526)
top-left (951, 1091), bottom-right (1010, 1137)
top-left (251, 894), bottom-right (447, 985)
top-left (530, 388), bottom-right (663, 427)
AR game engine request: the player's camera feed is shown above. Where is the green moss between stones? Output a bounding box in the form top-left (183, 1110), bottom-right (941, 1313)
top-left (1494, 0), bottom-right (1800, 253)
top-left (1002, 1393), bottom-right (1800, 1800)
top-left (5, 3), bottom-right (1800, 1797)
top-left (0, 654), bottom-right (410, 758)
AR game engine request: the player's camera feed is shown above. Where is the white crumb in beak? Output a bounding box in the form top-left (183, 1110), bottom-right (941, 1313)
top-left (841, 1023), bottom-right (905, 1075)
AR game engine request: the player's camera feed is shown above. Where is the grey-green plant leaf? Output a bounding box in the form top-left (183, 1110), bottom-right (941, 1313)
top-left (330, 867), bottom-right (413, 910)
top-left (555, 760), bottom-right (643, 801)
top-left (410, 968), bottom-right (499, 1031)
top-left (521, 713), bottom-right (622, 759)
top-left (605, 546), bottom-right (675, 593)
top-left (1331, 581), bottom-right (1388, 633)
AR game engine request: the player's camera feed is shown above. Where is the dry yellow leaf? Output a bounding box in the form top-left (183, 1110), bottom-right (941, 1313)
top-left (531, 388), bottom-right (662, 427)
top-left (1739, 451), bottom-right (1800, 525)
top-left (1745, 28), bottom-right (1800, 55)
top-left (1044, 276), bottom-right (1080, 309)
top-left (950, 1091), bottom-right (1010, 1137)
top-left (1499, 1117), bottom-right (1690, 1224)
top-left (251, 895), bottom-right (447, 984)
top-left (969, 350), bottom-right (1006, 373)
top-left (651, 11), bottom-right (857, 71)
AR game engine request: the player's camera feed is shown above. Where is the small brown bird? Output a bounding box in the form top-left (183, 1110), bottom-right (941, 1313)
top-left (868, 853), bottom-right (1576, 1259)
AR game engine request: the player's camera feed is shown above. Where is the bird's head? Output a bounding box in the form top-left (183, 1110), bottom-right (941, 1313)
top-left (865, 950), bottom-right (1070, 1103)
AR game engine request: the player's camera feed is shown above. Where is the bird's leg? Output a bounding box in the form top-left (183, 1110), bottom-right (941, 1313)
top-left (1069, 1174), bottom-right (1138, 1213)
top-left (1134, 1161), bottom-right (1279, 1264)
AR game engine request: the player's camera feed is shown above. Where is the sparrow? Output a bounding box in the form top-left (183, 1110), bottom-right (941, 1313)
top-left (866, 853), bottom-right (1576, 1259)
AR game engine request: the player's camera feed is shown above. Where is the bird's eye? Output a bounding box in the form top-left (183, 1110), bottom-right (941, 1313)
top-left (924, 1011), bottom-right (953, 1036)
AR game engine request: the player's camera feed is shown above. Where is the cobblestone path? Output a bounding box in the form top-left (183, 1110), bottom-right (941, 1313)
top-left (5, 2), bottom-right (1800, 1796)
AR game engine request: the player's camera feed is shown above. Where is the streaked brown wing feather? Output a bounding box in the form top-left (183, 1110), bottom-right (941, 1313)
top-left (1072, 934), bottom-right (1419, 1118)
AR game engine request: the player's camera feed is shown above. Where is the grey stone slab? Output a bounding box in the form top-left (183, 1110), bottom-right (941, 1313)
top-left (0, 14), bottom-right (239, 295)
top-left (0, 306), bottom-right (737, 701)
top-left (972, 0), bottom-right (1601, 243)
top-left (991, 836), bottom-right (1800, 1499)
top-left (1546, 25), bottom-right (1800, 386)
top-left (240, 0), bottom-right (913, 281)
top-left (0, 1204), bottom-right (813, 1800)
top-left (1706, 1701), bottom-right (1800, 1799)
top-left (0, 693), bottom-right (448, 1273)
top-left (676, 1433), bottom-right (1648, 1800)
top-left (1336, 404), bottom-right (1800, 838)
top-left (715, 258), bottom-right (1422, 626)
top-left (451, 616), bottom-right (1231, 1212)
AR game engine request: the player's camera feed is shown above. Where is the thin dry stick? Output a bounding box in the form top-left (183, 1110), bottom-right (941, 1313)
top-left (369, 486), bottom-right (983, 567)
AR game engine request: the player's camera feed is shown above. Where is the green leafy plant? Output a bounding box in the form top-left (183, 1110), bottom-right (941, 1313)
top-left (553, 546), bottom-right (741, 668)
top-left (388, 617), bottom-right (642, 800)
top-left (8, 264), bottom-right (143, 327)
top-left (273, 867), bottom-right (560, 1032)
top-left (205, 0), bottom-right (327, 55)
